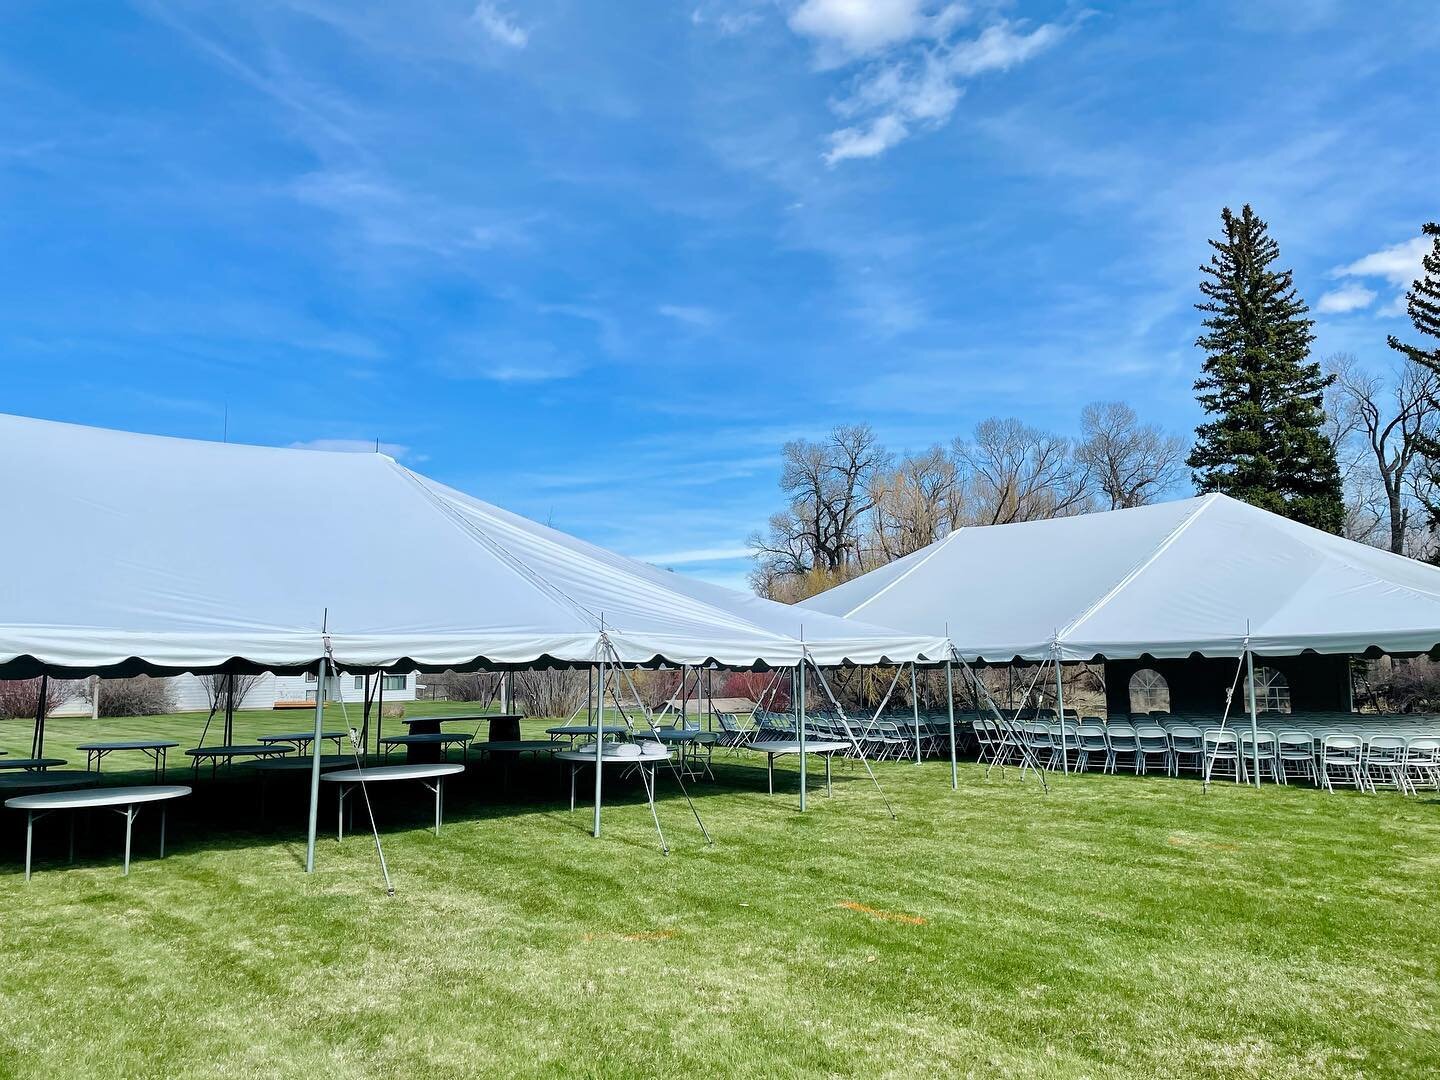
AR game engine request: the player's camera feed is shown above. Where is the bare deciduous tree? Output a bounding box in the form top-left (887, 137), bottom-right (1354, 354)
top-left (954, 418), bottom-right (1093, 525)
top-left (201, 672), bottom-right (265, 712)
top-left (1075, 401), bottom-right (1186, 509)
top-left (868, 445), bottom-right (963, 561)
top-left (1327, 353), bottom-right (1440, 555)
top-left (749, 424), bottom-right (889, 595)
top-left (511, 668), bottom-right (590, 720)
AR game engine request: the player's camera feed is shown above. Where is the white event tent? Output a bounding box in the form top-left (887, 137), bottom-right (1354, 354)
top-left (800, 493), bottom-right (1440, 662)
top-left (0, 413), bottom-right (945, 865)
top-left (801, 493), bottom-right (1440, 783)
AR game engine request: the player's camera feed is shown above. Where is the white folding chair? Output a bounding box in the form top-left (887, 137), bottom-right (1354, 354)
top-left (1105, 723), bottom-right (1141, 774)
top-left (1238, 729), bottom-right (1280, 784)
top-left (1276, 731), bottom-right (1318, 785)
top-left (1167, 724), bottom-right (1204, 776)
top-left (1134, 724), bottom-right (1171, 776)
top-left (1203, 729), bottom-right (1246, 785)
top-left (1401, 736), bottom-right (1440, 793)
top-left (1319, 734), bottom-right (1365, 793)
top-left (1362, 735), bottom-right (1407, 792)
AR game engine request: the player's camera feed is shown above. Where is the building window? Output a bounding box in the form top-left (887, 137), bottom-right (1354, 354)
top-left (1128, 668), bottom-right (1170, 714)
top-left (354, 676), bottom-right (365, 691)
top-left (1252, 667), bottom-right (1291, 713)
top-left (305, 670), bottom-right (317, 683)
top-left (383, 674), bottom-right (407, 691)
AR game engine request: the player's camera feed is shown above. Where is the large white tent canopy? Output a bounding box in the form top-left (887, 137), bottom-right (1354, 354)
top-left (800, 493), bottom-right (1440, 662)
top-left (0, 414), bottom-right (943, 675)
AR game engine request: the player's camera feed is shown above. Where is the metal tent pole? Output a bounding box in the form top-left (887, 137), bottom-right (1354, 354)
top-left (1245, 639), bottom-right (1261, 789)
top-left (304, 657), bottom-right (328, 873)
top-left (946, 658), bottom-right (958, 791)
top-left (224, 672), bottom-right (236, 746)
top-left (796, 661), bottom-right (807, 812)
top-left (593, 657), bottom-right (606, 837)
top-left (32, 674), bottom-right (49, 759)
top-left (910, 663), bottom-right (922, 764)
top-left (1054, 644), bottom-right (1069, 775)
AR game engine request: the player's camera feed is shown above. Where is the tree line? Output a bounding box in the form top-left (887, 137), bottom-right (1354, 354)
top-left (751, 211), bottom-right (1440, 601)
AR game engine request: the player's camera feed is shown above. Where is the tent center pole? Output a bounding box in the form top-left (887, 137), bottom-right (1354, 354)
top-left (1245, 643), bottom-right (1261, 789)
top-left (304, 657), bottom-right (328, 873)
top-left (797, 662), bottom-right (807, 812)
top-left (593, 657), bottom-right (606, 837)
top-left (946, 658), bottom-right (958, 791)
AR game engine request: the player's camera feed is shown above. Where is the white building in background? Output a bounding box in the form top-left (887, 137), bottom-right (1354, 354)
top-left (52, 670), bottom-right (418, 716)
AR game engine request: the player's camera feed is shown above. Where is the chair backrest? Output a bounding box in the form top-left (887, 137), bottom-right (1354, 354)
top-left (1076, 723), bottom-right (1107, 751)
top-left (1203, 728), bottom-right (1239, 753)
top-left (1134, 723), bottom-right (1169, 751)
top-left (1023, 723), bottom-right (1054, 749)
top-left (1365, 735), bottom-right (1406, 762)
top-left (1168, 724), bottom-right (1203, 751)
top-left (1239, 729), bottom-right (1277, 752)
top-left (1322, 734), bottom-right (1363, 762)
top-left (716, 712), bottom-right (739, 733)
top-left (1277, 731), bottom-right (1313, 755)
top-left (1106, 723), bottom-right (1138, 750)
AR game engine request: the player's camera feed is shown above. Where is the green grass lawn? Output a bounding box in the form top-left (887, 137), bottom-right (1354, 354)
top-left (1, 706), bottom-right (1438, 1078)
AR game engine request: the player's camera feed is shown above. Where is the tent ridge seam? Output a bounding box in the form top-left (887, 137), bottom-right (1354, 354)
top-left (390, 461), bottom-right (605, 633)
top-left (844, 528), bottom-right (964, 618)
top-left (1056, 494), bottom-right (1221, 646)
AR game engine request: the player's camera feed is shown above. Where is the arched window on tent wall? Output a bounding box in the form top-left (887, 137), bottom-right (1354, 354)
top-left (1252, 667), bottom-right (1291, 714)
top-left (1128, 668), bottom-right (1170, 714)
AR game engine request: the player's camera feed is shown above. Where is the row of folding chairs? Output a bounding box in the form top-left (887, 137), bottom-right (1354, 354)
top-left (975, 717), bottom-right (1440, 795)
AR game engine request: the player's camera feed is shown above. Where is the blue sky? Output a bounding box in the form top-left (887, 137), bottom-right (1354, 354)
top-left (3, 1), bottom-right (1437, 591)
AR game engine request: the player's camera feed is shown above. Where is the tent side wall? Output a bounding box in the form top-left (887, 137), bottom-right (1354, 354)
top-left (1103, 654), bottom-right (1354, 717)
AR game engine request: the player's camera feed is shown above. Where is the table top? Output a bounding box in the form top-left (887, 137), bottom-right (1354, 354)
top-left (401, 713), bottom-right (521, 726)
top-left (546, 724), bottom-right (627, 736)
top-left (251, 755), bottom-right (355, 772)
top-left (379, 732), bottom-right (474, 746)
top-left (76, 740), bottom-right (180, 751)
top-left (258, 731), bottom-right (349, 743)
top-left (0, 757), bottom-right (67, 771)
top-left (644, 728), bottom-right (719, 744)
top-left (751, 740), bottom-right (850, 755)
top-left (6, 784), bottom-right (191, 811)
top-left (473, 740), bottom-right (556, 753)
top-left (0, 772), bottom-right (97, 792)
top-left (185, 744), bottom-right (292, 758)
top-left (321, 763), bottom-right (465, 784)
top-left (555, 748), bottom-right (672, 765)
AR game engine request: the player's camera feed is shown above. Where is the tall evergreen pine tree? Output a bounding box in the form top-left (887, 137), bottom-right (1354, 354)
top-left (1388, 222), bottom-right (1440, 537)
top-left (1187, 205), bottom-right (1344, 532)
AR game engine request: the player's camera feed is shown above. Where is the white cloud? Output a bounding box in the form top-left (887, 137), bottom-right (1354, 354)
top-left (1316, 282), bottom-right (1377, 314)
top-left (636, 544), bottom-right (753, 565)
top-left (1329, 235), bottom-right (1429, 313)
top-left (470, 2), bottom-right (528, 49)
top-left (789, 0), bottom-right (965, 60)
top-left (825, 113), bottom-right (910, 163)
top-left (948, 21), bottom-right (1066, 76)
top-left (798, 13), bottom-right (1070, 165)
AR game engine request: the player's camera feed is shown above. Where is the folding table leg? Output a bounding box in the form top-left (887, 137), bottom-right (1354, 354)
top-left (826, 753), bottom-right (833, 797)
top-left (767, 755), bottom-right (774, 795)
top-left (25, 812), bottom-right (33, 883)
top-left (69, 814), bottom-right (75, 863)
top-left (160, 809), bottom-right (167, 858)
top-left (435, 779), bottom-right (443, 836)
top-left (123, 806), bottom-right (135, 876)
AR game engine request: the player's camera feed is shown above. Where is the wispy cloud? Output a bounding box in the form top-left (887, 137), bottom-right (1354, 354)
top-left (1316, 282), bottom-right (1378, 314)
top-left (636, 544), bottom-right (753, 565)
top-left (783, 4), bottom-right (1072, 164)
top-left (470, 3), bottom-right (528, 49)
top-left (1328, 235), bottom-right (1429, 314)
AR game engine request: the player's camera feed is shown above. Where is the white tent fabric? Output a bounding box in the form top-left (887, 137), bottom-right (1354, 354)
top-left (800, 493), bottom-right (1440, 661)
top-left (0, 414), bottom-right (943, 674)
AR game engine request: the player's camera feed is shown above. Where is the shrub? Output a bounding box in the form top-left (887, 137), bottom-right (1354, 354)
top-left (94, 676), bottom-right (175, 717)
top-left (0, 678), bottom-right (78, 720)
